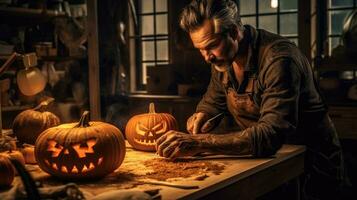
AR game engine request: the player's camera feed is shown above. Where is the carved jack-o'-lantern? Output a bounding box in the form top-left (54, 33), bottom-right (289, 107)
top-left (125, 103), bottom-right (178, 151)
top-left (35, 111), bottom-right (126, 180)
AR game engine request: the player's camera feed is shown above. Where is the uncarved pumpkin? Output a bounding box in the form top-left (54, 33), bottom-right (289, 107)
top-left (0, 150), bottom-right (25, 166)
top-left (0, 155), bottom-right (14, 188)
top-left (35, 111), bottom-right (126, 180)
top-left (13, 98), bottom-right (60, 144)
top-left (125, 103), bottom-right (178, 151)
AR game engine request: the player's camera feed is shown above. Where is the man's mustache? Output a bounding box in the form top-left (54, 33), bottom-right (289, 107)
top-left (208, 57), bottom-right (224, 65)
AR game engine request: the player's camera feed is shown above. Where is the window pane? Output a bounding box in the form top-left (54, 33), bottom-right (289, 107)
top-left (280, 13), bottom-right (298, 35)
top-left (141, 15), bottom-right (154, 35)
top-left (241, 16), bottom-right (256, 27)
top-left (156, 0), bottom-right (167, 12)
top-left (280, 0), bottom-right (298, 11)
top-left (259, 0), bottom-right (277, 14)
top-left (329, 0), bottom-right (353, 8)
top-left (329, 10), bottom-right (352, 35)
top-left (259, 15), bottom-right (277, 33)
top-left (139, 0), bottom-right (153, 14)
top-left (156, 14), bottom-right (168, 34)
top-left (142, 41), bottom-right (155, 61)
top-left (329, 37), bottom-right (341, 55)
top-left (157, 40), bottom-right (168, 60)
top-left (239, 0), bottom-right (256, 15)
top-left (142, 62), bottom-right (155, 84)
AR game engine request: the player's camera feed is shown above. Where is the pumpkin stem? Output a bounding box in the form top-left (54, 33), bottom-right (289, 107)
top-left (77, 110), bottom-right (90, 127)
top-left (149, 103), bottom-right (156, 113)
top-left (33, 97), bottom-right (55, 112)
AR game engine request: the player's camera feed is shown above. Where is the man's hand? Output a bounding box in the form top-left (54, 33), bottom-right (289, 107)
top-left (155, 130), bottom-right (204, 160)
top-left (186, 112), bottom-right (210, 134)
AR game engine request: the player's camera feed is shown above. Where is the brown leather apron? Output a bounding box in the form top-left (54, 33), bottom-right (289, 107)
top-left (224, 74), bottom-right (260, 129)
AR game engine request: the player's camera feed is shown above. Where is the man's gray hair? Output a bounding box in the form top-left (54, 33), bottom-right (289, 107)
top-left (179, 0), bottom-right (243, 34)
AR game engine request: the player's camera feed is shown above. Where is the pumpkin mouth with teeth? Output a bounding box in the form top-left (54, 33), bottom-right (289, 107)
top-left (44, 139), bottom-right (103, 174)
top-left (133, 121), bottom-right (168, 145)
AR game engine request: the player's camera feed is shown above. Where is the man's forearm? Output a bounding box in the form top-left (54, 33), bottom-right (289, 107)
top-left (196, 132), bottom-right (253, 155)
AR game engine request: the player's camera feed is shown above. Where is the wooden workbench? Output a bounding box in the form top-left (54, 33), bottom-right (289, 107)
top-left (156, 144), bottom-right (305, 200)
top-left (13, 144), bottom-right (305, 200)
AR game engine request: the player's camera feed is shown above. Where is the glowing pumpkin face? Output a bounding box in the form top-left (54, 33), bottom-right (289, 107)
top-left (125, 103), bottom-right (178, 151)
top-left (44, 138), bottom-right (103, 174)
top-left (35, 111), bottom-right (126, 180)
top-left (134, 120), bottom-right (168, 145)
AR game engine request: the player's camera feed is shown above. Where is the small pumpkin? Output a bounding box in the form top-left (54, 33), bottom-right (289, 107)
top-left (0, 149), bottom-right (26, 166)
top-left (35, 111), bottom-right (126, 180)
top-left (0, 131), bottom-right (17, 152)
top-left (13, 98), bottom-right (60, 144)
top-left (125, 103), bottom-right (178, 151)
top-left (21, 144), bottom-right (37, 164)
top-left (0, 155), bottom-right (14, 188)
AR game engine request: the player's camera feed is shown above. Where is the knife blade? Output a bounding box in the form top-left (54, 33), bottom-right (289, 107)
top-left (200, 113), bottom-right (224, 133)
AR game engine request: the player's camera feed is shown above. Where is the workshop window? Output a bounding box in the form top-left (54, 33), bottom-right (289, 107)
top-left (327, 0), bottom-right (357, 55)
top-left (129, 0), bottom-right (169, 91)
top-left (238, 0), bottom-right (299, 45)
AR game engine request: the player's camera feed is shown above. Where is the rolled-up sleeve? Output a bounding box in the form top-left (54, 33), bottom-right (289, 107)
top-left (246, 57), bottom-right (301, 157)
top-left (196, 66), bottom-right (227, 116)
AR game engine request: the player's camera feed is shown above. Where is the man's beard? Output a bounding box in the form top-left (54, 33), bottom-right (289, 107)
top-left (212, 56), bottom-right (235, 72)
top-left (214, 63), bottom-right (230, 72)
top-left (212, 44), bottom-right (238, 72)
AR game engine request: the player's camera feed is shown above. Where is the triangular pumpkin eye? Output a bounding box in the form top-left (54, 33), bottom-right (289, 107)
top-left (72, 139), bottom-right (97, 158)
top-left (47, 140), bottom-right (63, 158)
top-left (153, 121), bottom-right (167, 134)
top-left (136, 122), bottom-right (149, 136)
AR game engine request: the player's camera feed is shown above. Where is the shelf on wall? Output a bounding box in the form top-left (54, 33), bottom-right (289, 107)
top-left (1, 105), bottom-right (32, 112)
top-left (0, 54), bottom-right (86, 61)
top-left (0, 7), bottom-right (66, 25)
top-left (39, 56), bottom-right (86, 62)
top-left (319, 56), bottom-right (357, 71)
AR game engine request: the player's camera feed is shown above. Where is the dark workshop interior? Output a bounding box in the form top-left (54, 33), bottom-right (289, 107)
top-left (0, 0), bottom-right (357, 199)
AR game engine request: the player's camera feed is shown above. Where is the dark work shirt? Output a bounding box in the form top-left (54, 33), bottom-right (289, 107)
top-left (196, 25), bottom-right (345, 197)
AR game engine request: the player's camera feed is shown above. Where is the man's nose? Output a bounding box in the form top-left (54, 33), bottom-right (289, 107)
top-left (201, 50), bottom-right (215, 63)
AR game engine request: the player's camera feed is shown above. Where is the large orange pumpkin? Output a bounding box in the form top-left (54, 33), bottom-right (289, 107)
top-left (13, 98), bottom-right (60, 144)
top-left (35, 111), bottom-right (126, 180)
top-left (125, 103), bottom-right (178, 151)
top-left (0, 155), bottom-right (14, 188)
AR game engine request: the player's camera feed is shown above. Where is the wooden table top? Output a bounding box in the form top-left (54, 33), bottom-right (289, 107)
top-left (12, 144), bottom-right (305, 200)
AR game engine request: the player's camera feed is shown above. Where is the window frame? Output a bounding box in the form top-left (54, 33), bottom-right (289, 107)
top-left (238, 0), bottom-right (299, 44)
top-left (326, 0), bottom-right (357, 55)
top-left (129, 0), bottom-right (170, 91)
